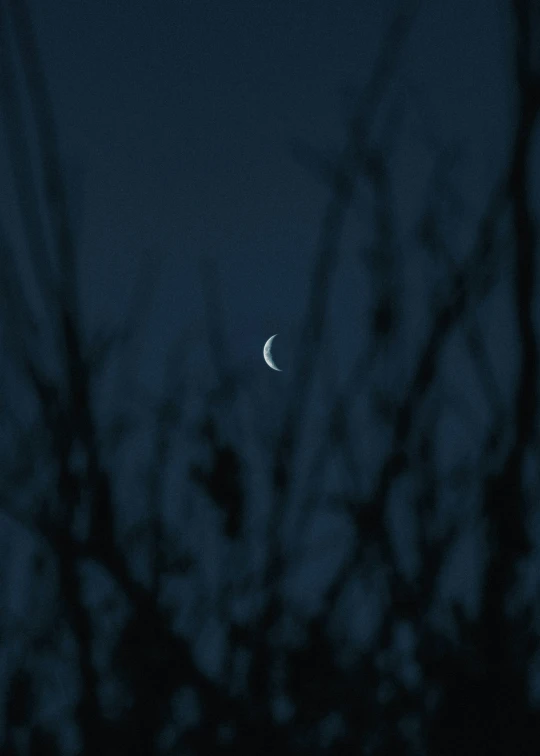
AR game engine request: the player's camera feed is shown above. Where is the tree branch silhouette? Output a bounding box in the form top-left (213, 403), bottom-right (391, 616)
top-left (1, 1), bottom-right (539, 754)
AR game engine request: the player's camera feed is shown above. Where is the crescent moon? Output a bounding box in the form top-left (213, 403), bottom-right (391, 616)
top-left (263, 334), bottom-right (282, 371)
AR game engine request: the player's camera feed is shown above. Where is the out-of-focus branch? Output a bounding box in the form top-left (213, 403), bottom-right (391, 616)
top-left (7, 0), bottom-right (77, 302)
top-left (260, 6), bottom-right (425, 641)
top-left (277, 0), bottom-right (424, 497)
top-left (0, 4), bottom-right (56, 309)
top-left (509, 0), bottom-right (539, 459)
top-left (479, 0), bottom-right (540, 602)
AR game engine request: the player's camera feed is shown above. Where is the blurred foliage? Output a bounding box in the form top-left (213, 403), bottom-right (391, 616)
top-left (1, 0), bottom-right (540, 754)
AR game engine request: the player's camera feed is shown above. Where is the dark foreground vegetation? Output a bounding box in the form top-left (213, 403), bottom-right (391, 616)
top-left (1, 1), bottom-right (539, 753)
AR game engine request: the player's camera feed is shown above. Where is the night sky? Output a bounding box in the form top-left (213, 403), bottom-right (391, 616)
top-left (25, 0), bottom-right (511, 379)
top-left (2, 0), bottom-right (538, 752)
top-left (5, 0), bottom-right (509, 637)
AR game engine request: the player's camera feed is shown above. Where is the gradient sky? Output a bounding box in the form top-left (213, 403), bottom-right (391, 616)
top-left (0, 0), bottom-right (523, 655)
top-left (24, 0), bottom-right (517, 600)
top-left (1, 5), bottom-right (533, 737)
top-left (25, 0), bottom-right (512, 388)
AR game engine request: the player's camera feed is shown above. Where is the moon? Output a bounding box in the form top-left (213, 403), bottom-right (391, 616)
top-left (263, 334), bottom-right (282, 371)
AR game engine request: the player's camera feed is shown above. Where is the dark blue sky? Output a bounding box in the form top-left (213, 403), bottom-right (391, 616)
top-left (2, 2), bottom-right (537, 744)
top-left (25, 0), bottom-right (511, 391)
top-left (13, 2), bottom-right (518, 618)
